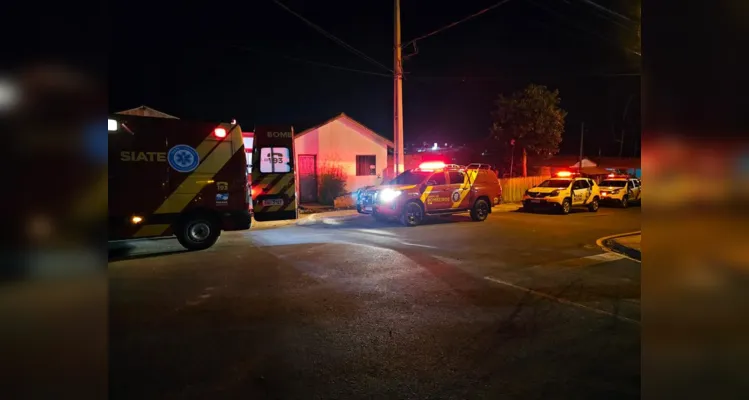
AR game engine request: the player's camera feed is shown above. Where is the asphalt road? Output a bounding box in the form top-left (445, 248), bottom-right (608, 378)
top-left (110, 205), bottom-right (641, 399)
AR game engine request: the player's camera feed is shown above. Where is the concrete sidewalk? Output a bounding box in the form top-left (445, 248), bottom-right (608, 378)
top-left (251, 203), bottom-right (523, 230)
top-left (605, 233), bottom-right (641, 261)
top-left (252, 210), bottom-right (358, 230)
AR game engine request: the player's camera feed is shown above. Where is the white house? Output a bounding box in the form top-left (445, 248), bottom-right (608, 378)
top-left (294, 113), bottom-right (393, 203)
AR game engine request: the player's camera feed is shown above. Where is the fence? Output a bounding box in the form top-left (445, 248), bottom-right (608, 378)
top-left (500, 175), bottom-right (551, 203)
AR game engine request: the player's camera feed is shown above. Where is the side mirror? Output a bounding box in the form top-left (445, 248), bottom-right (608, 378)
top-left (427, 180), bottom-right (437, 186)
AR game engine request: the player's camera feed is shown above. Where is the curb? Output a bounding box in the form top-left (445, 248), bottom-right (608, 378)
top-left (595, 231), bottom-right (641, 262)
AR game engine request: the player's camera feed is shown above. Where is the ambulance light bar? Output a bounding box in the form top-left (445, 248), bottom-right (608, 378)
top-left (214, 127), bottom-right (227, 138)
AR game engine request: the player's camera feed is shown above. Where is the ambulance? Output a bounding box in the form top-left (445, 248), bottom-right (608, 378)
top-left (247, 126), bottom-right (298, 222)
top-left (108, 115), bottom-right (252, 250)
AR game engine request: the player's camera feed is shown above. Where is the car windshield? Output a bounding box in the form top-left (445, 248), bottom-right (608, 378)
top-left (537, 179), bottom-right (572, 188)
top-left (389, 170), bottom-right (431, 185)
top-left (599, 180), bottom-right (627, 187)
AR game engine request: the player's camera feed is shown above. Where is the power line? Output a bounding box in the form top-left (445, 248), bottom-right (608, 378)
top-left (404, 70), bottom-right (640, 81)
top-left (271, 0), bottom-right (393, 73)
top-left (224, 43), bottom-right (391, 78)
top-left (568, 0), bottom-right (635, 31)
top-left (403, 0), bottom-right (515, 48)
top-left (577, 0), bottom-right (634, 23)
top-left (526, 0), bottom-right (640, 56)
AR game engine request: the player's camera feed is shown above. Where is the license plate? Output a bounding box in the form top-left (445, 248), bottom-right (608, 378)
top-left (531, 199), bottom-right (541, 203)
top-left (364, 206), bottom-right (372, 212)
top-left (262, 199), bottom-right (284, 206)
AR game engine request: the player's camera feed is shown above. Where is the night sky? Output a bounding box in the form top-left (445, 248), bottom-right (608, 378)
top-left (111, 0), bottom-right (640, 156)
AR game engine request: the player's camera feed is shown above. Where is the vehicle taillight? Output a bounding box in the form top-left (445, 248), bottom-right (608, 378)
top-left (214, 127), bottom-right (227, 138)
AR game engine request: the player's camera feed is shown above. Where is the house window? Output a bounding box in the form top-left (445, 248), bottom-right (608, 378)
top-left (259, 147), bottom-right (292, 173)
top-left (356, 155), bottom-right (377, 176)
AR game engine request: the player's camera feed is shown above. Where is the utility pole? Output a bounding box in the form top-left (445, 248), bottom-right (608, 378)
top-left (578, 122), bottom-right (584, 174)
top-left (393, 0), bottom-right (405, 175)
top-left (620, 93), bottom-right (634, 157)
top-left (509, 139), bottom-right (515, 177)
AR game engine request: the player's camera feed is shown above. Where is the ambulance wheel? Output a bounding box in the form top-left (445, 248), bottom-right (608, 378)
top-left (560, 199), bottom-right (571, 215)
top-left (470, 198), bottom-right (490, 221)
top-left (175, 213), bottom-right (220, 251)
top-left (620, 196), bottom-right (629, 208)
top-left (588, 197), bottom-right (599, 212)
top-left (400, 201), bottom-right (424, 227)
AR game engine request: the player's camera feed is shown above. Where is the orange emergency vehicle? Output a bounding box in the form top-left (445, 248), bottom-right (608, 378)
top-left (108, 115), bottom-right (252, 250)
top-left (357, 162), bottom-right (503, 226)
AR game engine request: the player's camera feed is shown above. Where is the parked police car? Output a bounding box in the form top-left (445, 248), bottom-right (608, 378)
top-left (522, 172), bottom-right (600, 214)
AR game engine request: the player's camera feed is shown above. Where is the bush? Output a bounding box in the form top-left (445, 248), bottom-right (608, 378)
top-left (318, 164), bottom-right (347, 205)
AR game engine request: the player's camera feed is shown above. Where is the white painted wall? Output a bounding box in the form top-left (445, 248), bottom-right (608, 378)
top-left (294, 128), bottom-right (320, 157)
top-left (294, 118), bottom-right (389, 195)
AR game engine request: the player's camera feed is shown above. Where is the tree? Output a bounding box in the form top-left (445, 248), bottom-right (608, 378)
top-left (489, 84), bottom-right (567, 177)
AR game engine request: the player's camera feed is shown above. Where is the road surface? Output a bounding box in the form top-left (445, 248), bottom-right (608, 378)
top-left (110, 206), bottom-right (641, 399)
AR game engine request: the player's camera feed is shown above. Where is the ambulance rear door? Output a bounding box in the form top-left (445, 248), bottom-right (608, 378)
top-left (108, 115), bottom-right (170, 240)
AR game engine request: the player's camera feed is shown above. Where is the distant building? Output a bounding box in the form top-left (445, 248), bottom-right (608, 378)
top-left (529, 155), bottom-right (641, 178)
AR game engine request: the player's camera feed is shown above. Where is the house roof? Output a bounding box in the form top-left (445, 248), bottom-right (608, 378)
top-left (528, 155), bottom-right (594, 168)
top-left (115, 105), bottom-right (179, 119)
top-left (592, 157), bottom-right (641, 169)
top-left (295, 113), bottom-right (394, 148)
top-left (580, 166), bottom-right (613, 175)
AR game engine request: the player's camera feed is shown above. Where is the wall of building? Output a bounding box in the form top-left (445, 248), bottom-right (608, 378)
top-left (294, 129), bottom-right (320, 158)
top-left (295, 119), bottom-right (388, 194)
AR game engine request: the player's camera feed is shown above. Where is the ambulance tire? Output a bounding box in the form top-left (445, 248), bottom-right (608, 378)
top-left (560, 198), bottom-right (572, 215)
top-left (175, 213), bottom-right (220, 251)
top-left (470, 198), bottom-right (490, 221)
top-left (400, 201), bottom-right (424, 227)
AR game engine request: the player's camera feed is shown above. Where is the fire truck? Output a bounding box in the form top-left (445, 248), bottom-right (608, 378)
top-left (108, 115), bottom-right (252, 250)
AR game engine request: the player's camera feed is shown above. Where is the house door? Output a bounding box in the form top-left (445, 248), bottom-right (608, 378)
top-left (298, 154), bottom-right (318, 203)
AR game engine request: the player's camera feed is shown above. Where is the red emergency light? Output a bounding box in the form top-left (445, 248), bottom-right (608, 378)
top-left (418, 161), bottom-right (446, 171)
top-left (214, 127), bottom-right (227, 138)
top-left (556, 171), bottom-right (572, 177)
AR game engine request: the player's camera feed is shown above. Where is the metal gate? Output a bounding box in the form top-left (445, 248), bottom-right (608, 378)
top-left (298, 154), bottom-right (317, 203)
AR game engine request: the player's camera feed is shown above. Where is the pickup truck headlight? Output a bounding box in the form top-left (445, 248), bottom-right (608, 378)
top-left (380, 189), bottom-right (402, 202)
top-left (550, 190), bottom-right (560, 196)
top-left (610, 189), bottom-right (621, 194)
